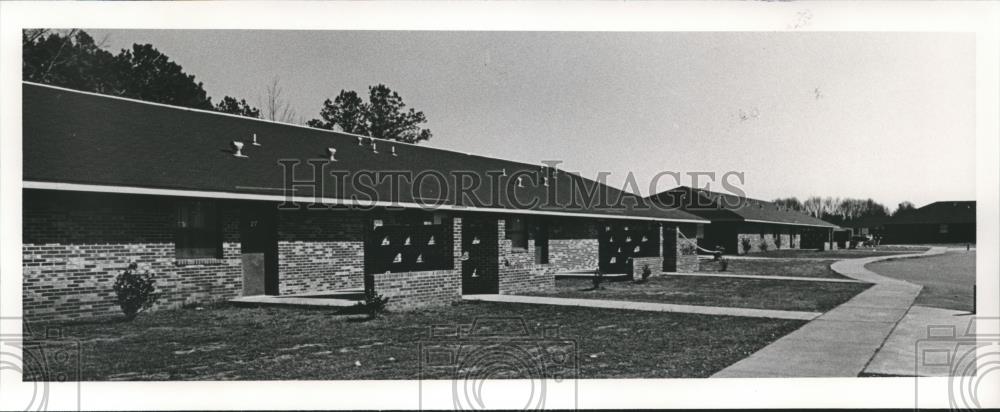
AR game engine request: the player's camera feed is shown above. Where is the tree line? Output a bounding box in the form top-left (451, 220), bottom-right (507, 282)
top-left (22, 29), bottom-right (432, 144)
top-left (772, 196), bottom-right (917, 225)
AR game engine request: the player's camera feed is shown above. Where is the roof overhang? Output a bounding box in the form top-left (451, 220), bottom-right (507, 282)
top-left (742, 219), bottom-right (839, 229)
top-left (24, 181), bottom-right (711, 224)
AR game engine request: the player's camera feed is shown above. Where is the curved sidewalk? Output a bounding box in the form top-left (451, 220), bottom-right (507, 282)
top-left (712, 247), bottom-right (947, 378)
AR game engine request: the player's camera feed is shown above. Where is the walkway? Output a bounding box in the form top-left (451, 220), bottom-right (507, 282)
top-left (462, 294), bottom-right (820, 320)
top-left (662, 271), bottom-right (863, 284)
top-left (864, 305), bottom-right (976, 376)
top-left (713, 247), bottom-right (948, 378)
top-left (231, 288), bottom-right (363, 307)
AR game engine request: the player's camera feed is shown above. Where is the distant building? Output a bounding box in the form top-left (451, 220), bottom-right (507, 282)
top-left (883, 201), bottom-right (976, 244)
top-left (843, 215), bottom-right (892, 238)
top-left (647, 186), bottom-right (840, 255)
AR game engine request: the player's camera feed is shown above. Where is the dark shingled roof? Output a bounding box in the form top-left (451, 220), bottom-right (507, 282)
top-left (647, 186), bottom-right (839, 228)
top-left (887, 201), bottom-right (976, 225)
top-left (22, 82), bottom-right (706, 223)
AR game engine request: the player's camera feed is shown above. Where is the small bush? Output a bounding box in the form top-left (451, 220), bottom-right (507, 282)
top-left (592, 268), bottom-right (605, 290)
top-left (638, 264), bottom-right (652, 283)
top-left (759, 240), bottom-right (769, 252)
top-left (112, 263), bottom-right (160, 321)
top-left (355, 288), bottom-right (390, 319)
top-left (740, 238), bottom-right (753, 254)
top-left (712, 246), bottom-right (726, 261)
top-left (679, 240), bottom-right (698, 256)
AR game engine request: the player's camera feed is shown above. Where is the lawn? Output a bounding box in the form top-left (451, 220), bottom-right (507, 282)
top-left (698, 257), bottom-right (850, 280)
top-left (22, 301), bottom-right (805, 380)
top-left (748, 246), bottom-right (930, 259)
top-left (526, 276), bottom-right (871, 312)
top-left (866, 251), bottom-right (975, 312)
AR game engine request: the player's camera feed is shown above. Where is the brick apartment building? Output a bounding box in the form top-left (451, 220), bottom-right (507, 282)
top-left (882, 201), bottom-right (976, 244)
top-left (647, 186), bottom-right (839, 255)
top-left (22, 82), bottom-right (708, 321)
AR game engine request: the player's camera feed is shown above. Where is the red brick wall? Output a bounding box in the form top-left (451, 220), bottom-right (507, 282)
top-left (22, 191), bottom-right (242, 322)
top-left (278, 210), bottom-right (365, 294)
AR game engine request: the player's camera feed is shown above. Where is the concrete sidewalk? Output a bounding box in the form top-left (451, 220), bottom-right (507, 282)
top-left (864, 305), bottom-right (976, 376)
top-left (713, 247), bottom-right (947, 378)
top-left (662, 271), bottom-right (863, 283)
top-left (462, 294), bottom-right (821, 320)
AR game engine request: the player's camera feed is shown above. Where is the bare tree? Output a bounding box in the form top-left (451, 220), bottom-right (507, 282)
top-left (259, 76), bottom-right (297, 123)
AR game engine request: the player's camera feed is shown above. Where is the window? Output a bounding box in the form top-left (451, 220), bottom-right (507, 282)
top-left (175, 200), bottom-right (221, 259)
top-left (939, 224), bottom-right (949, 234)
top-left (506, 216), bottom-right (528, 251)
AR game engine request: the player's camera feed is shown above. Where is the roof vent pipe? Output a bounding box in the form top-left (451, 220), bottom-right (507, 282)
top-left (251, 133), bottom-right (261, 146)
top-left (357, 136), bottom-right (364, 146)
top-left (517, 176), bottom-right (525, 188)
top-left (371, 141), bottom-right (379, 154)
top-left (542, 177), bottom-right (549, 187)
top-left (328, 147), bottom-right (337, 161)
top-left (232, 141), bottom-right (248, 158)
top-left (390, 146), bottom-right (398, 156)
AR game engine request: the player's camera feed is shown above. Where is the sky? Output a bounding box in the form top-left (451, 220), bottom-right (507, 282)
top-left (85, 30), bottom-right (976, 210)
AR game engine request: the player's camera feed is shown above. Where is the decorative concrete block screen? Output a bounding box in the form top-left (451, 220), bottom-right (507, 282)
top-left (366, 222), bottom-right (453, 274)
top-left (598, 222), bottom-right (660, 274)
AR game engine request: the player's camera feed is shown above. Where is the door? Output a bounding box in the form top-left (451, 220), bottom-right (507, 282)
top-left (461, 217), bottom-right (499, 294)
top-left (241, 204), bottom-right (278, 295)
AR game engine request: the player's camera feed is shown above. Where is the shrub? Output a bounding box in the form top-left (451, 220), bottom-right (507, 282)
top-left (355, 287), bottom-right (390, 319)
top-left (592, 268), bottom-right (605, 290)
top-left (712, 246), bottom-right (726, 261)
top-left (740, 238), bottom-right (753, 254)
top-left (759, 240), bottom-right (769, 252)
top-left (638, 264), bottom-right (652, 283)
top-left (679, 240), bottom-right (698, 256)
top-left (112, 263), bottom-right (160, 321)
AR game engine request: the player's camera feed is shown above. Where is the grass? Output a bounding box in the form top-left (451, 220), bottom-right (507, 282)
top-left (698, 257), bottom-right (850, 280)
top-left (866, 251), bottom-right (975, 312)
top-left (23, 301), bottom-right (805, 380)
top-left (749, 246), bottom-right (930, 259)
top-left (527, 276), bottom-right (871, 312)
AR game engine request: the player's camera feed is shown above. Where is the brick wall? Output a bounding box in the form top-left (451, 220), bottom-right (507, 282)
top-left (662, 225), bottom-right (698, 273)
top-left (278, 210), bottom-right (365, 294)
top-left (371, 217), bottom-right (463, 309)
top-left (547, 218), bottom-right (599, 273)
top-left (22, 191), bottom-right (243, 322)
top-left (498, 218), bottom-right (555, 295)
top-left (372, 269), bottom-right (461, 309)
top-left (632, 256), bottom-right (663, 281)
top-left (735, 224), bottom-right (807, 254)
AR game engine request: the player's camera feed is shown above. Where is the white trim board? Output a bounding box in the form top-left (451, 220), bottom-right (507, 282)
top-left (742, 219), bottom-right (839, 229)
top-left (22, 181), bottom-right (710, 224)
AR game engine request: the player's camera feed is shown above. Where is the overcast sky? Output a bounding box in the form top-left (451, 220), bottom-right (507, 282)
top-left (86, 30), bottom-right (976, 209)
